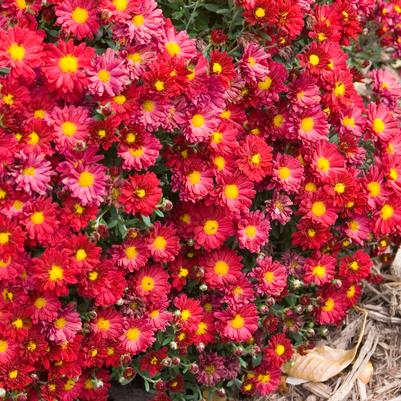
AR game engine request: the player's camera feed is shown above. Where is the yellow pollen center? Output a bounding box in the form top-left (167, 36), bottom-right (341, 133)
top-left (347, 285), bottom-right (355, 298)
top-left (112, 0), bottom-right (128, 11)
top-left (34, 109), bottom-right (46, 119)
top-left (132, 14), bottom-right (145, 26)
top-left (154, 80), bottom-right (165, 91)
top-left (212, 131), bottom-right (222, 143)
top-left (381, 204), bottom-right (394, 220)
top-left (114, 95), bottom-right (126, 104)
top-left (71, 7), bottom-right (89, 23)
top-left (301, 117), bottom-right (314, 132)
top-left (204, 219), bottom-right (218, 235)
top-left (373, 118), bottom-right (386, 134)
top-left (8, 43), bottom-right (25, 61)
top-left (97, 69), bottom-right (110, 83)
top-left (278, 166), bottom-right (291, 180)
top-left (334, 82), bottom-right (345, 97)
top-left (192, 114), bottom-right (205, 128)
top-left (12, 318), bottom-right (23, 329)
top-left (312, 264), bottom-right (326, 278)
top-left (334, 183), bottom-right (346, 194)
top-left (309, 54), bottom-right (320, 66)
top-left (258, 76), bottom-right (272, 91)
top-left (343, 116), bottom-right (355, 128)
top-left (212, 62), bottom-right (222, 74)
top-left (49, 265), bottom-right (64, 281)
top-left (140, 276), bottom-right (155, 291)
top-left (75, 249), bottom-right (87, 261)
top-left (179, 267), bottom-right (189, 277)
top-left (54, 317), bottom-right (67, 329)
top-left (59, 55), bottom-right (78, 73)
top-left (390, 168), bottom-right (398, 181)
top-left (0, 232), bottom-right (10, 245)
top-left (231, 314), bottom-right (245, 329)
top-left (143, 100), bottom-right (155, 112)
top-left (9, 370), bottom-right (18, 379)
top-left (31, 211), bottom-right (44, 225)
top-left (34, 297), bottom-right (46, 309)
top-left (135, 188), bottom-right (146, 198)
top-left (153, 236), bottom-right (167, 250)
top-left (188, 170), bottom-right (201, 185)
top-left (88, 271), bottom-right (98, 281)
top-left (125, 246), bottom-right (137, 260)
top-left (367, 181), bottom-right (380, 197)
top-left (317, 157), bottom-right (330, 172)
top-left (264, 271), bottom-right (275, 283)
top-left (28, 131), bottom-right (40, 145)
top-left (258, 373), bottom-right (270, 384)
top-left (349, 261), bottom-right (359, 271)
top-left (166, 42), bottom-right (181, 57)
top-left (224, 184), bottom-right (239, 199)
top-left (27, 341), bottom-right (37, 351)
top-left (214, 156), bottom-right (226, 170)
top-left (214, 260), bottom-right (229, 276)
top-left (311, 201), bottom-right (326, 217)
top-left (181, 309), bottom-right (191, 320)
top-left (308, 228), bottom-right (316, 238)
top-left (273, 114), bottom-right (284, 127)
top-left (255, 7), bottom-right (266, 18)
top-left (61, 121), bottom-right (77, 137)
top-left (275, 344), bottom-right (285, 356)
top-left (251, 153), bottom-right (261, 164)
top-left (323, 298), bottom-right (335, 312)
top-left (244, 225), bottom-right (257, 238)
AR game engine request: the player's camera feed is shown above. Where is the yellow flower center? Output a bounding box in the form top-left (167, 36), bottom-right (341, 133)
top-left (135, 188), bottom-right (146, 198)
top-left (28, 131), bottom-right (40, 145)
top-left (309, 54), bottom-right (320, 66)
top-left (64, 379), bottom-right (76, 391)
top-left (0, 257), bottom-right (11, 269)
top-left (16, 0), bottom-right (27, 9)
top-left (343, 116), bottom-right (355, 129)
top-left (257, 373), bottom-right (270, 384)
top-left (347, 285), bottom-right (356, 298)
top-left (311, 201), bottom-right (326, 217)
top-left (179, 267), bottom-right (189, 277)
top-left (3, 94), bottom-right (14, 105)
top-left (49, 265), bottom-right (64, 281)
top-left (34, 109), bottom-right (46, 119)
top-left (348, 261), bottom-right (359, 271)
top-left (61, 121), bottom-right (77, 137)
top-left (129, 146), bottom-right (145, 157)
top-left (23, 167), bottom-right (35, 176)
top-left (373, 118), bottom-right (385, 134)
top-left (334, 183), bottom-right (346, 194)
top-left (54, 317), bottom-right (67, 329)
top-left (114, 95), bottom-right (126, 104)
top-left (278, 166), bottom-right (291, 180)
top-left (307, 228), bottom-right (316, 238)
top-left (0, 232), bottom-right (10, 245)
top-left (153, 236), bottom-right (167, 250)
top-left (181, 309), bottom-right (191, 320)
top-left (389, 168), bottom-right (398, 181)
top-left (132, 14), bottom-right (145, 26)
top-left (214, 156), bottom-right (225, 170)
top-left (95, 317), bottom-right (110, 331)
top-left (203, 219), bottom-right (218, 235)
top-left (301, 116), bottom-right (314, 132)
top-left (112, 0), bottom-right (128, 11)
top-left (34, 297), bottom-right (47, 309)
top-left (97, 69), bottom-right (110, 83)
top-left (317, 157), bottom-right (330, 172)
top-left (140, 276), bottom-right (155, 291)
top-left (255, 7), bottom-right (266, 18)
top-left (154, 80), bottom-right (165, 91)
top-left (31, 211), bottom-right (44, 225)
top-left (196, 321), bottom-right (208, 335)
top-left (79, 171), bottom-right (94, 188)
top-left (381, 204), bottom-right (394, 220)
top-left (143, 99), bottom-right (155, 112)
top-left (334, 82), bottom-right (345, 97)
top-left (367, 181), bottom-right (381, 197)
top-left (211, 131), bottom-right (222, 144)
top-left (264, 271), bottom-right (275, 283)
top-left (59, 55), bottom-right (78, 73)
top-left (212, 62), bottom-right (222, 74)
top-left (7, 43), bottom-right (25, 61)
top-left (125, 246), bottom-right (137, 260)
top-left (312, 264), bottom-right (326, 278)
top-left (188, 170), bottom-right (201, 185)
top-left (192, 114), bottom-right (205, 128)
top-left (75, 249), bottom-right (87, 261)
top-left (275, 344), bottom-right (285, 356)
top-left (251, 153), bottom-right (261, 164)
top-left (166, 42), bottom-right (181, 57)
top-left (74, 203), bottom-right (84, 214)
top-left (88, 271), bottom-right (98, 281)
top-left (27, 341), bottom-right (37, 351)
top-left (9, 370), bottom-right (18, 379)
top-left (244, 225), bottom-right (257, 238)
top-left (12, 318), bottom-right (23, 329)
top-left (273, 114), bottom-right (284, 128)
top-left (258, 76), bottom-right (272, 91)
top-left (71, 7), bottom-right (89, 23)
top-left (214, 260), bottom-right (229, 276)
top-left (322, 298), bottom-right (335, 312)
top-left (230, 314), bottom-right (245, 329)
top-left (224, 184), bottom-right (239, 199)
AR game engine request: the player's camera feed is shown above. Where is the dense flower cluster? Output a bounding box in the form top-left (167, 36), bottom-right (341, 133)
top-left (0, 0), bottom-right (399, 400)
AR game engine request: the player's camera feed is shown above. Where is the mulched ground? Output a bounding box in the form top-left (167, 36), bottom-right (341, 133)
top-left (110, 258), bottom-right (401, 401)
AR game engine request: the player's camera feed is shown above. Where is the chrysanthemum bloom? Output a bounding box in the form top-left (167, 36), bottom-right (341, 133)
top-left (0, 254), bottom-right (25, 282)
top-left (174, 294), bottom-right (204, 333)
top-left (253, 362), bottom-right (281, 396)
top-left (42, 39), bottom-right (93, 95)
top-left (316, 289), bottom-right (347, 325)
top-left (271, 153), bottom-right (304, 193)
top-left (193, 206), bottom-right (235, 250)
top-left (55, 0), bottom-right (99, 40)
top-left (112, 237), bottom-right (149, 272)
top-left (237, 210), bottom-right (270, 253)
top-left (47, 304), bottom-right (82, 343)
top-left (139, 347), bottom-right (168, 377)
top-left (239, 42), bottom-right (270, 83)
top-left (0, 363), bottom-right (34, 391)
top-left (303, 253), bottom-right (336, 285)
top-left (196, 352), bottom-right (227, 386)
top-left (265, 192), bottom-right (293, 224)
top-left (236, 136), bottom-right (273, 182)
top-left (366, 103), bottom-right (399, 142)
top-left (23, 198), bottom-right (59, 244)
top-left (119, 172), bottom-right (162, 216)
top-left (63, 196), bottom-right (98, 232)
top-left (32, 248), bottom-right (77, 296)
top-left (339, 250), bottom-right (372, 283)
top-left (323, 170), bottom-right (358, 208)
top-left (147, 302), bottom-right (172, 331)
top-left (64, 233), bottom-right (101, 272)
top-left (264, 333), bottom-right (293, 366)
top-left (374, 201), bottom-right (401, 235)
top-left (147, 222), bottom-right (180, 263)
top-left (224, 277), bottom-right (256, 307)
top-left (0, 218), bottom-right (25, 258)
top-left (193, 314), bottom-right (215, 346)
top-left (61, 162), bottom-right (108, 206)
top-left (91, 309), bottom-right (123, 340)
top-left (343, 215), bottom-right (371, 245)
top-left (299, 192), bottom-right (338, 227)
top-left (307, 141), bottom-right (345, 182)
top-left (162, 20), bottom-right (196, 60)
top-left (277, 0), bottom-right (304, 38)
top-left (88, 49), bottom-right (130, 97)
top-left (184, 109), bottom-right (220, 143)
top-left (134, 264), bottom-right (170, 300)
top-left (298, 42), bottom-right (330, 75)
top-left (250, 256), bottom-right (287, 296)
top-left (0, 25), bottom-right (44, 82)
top-left (295, 107), bottom-right (329, 142)
top-left (214, 172), bottom-right (255, 214)
top-left (343, 281), bottom-right (362, 307)
top-left (242, 0), bottom-right (279, 26)
top-left (209, 50), bottom-right (235, 87)
top-left (214, 303), bottom-right (258, 342)
top-left (202, 248), bottom-right (243, 289)
top-left (172, 160), bottom-right (214, 203)
top-left (29, 293), bottom-right (60, 323)
top-left (47, 105), bottom-right (91, 151)
top-left (119, 318), bottom-right (155, 355)
top-left (288, 75), bottom-right (321, 110)
top-left (118, 131), bottom-right (161, 171)
top-left (371, 68), bottom-right (401, 106)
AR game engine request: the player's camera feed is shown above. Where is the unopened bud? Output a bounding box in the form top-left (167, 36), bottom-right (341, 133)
top-left (199, 284), bottom-right (208, 292)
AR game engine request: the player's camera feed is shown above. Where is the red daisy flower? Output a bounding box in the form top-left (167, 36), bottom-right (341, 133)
top-left (243, 0), bottom-right (279, 26)
top-left (295, 106), bottom-right (329, 142)
top-left (193, 206), bottom-right (235, 250)
top-left (316, 288), bottom-right (347, 325)
top-left (253, 362), bottom-right (281, 396)
top-left (119, 172), bottom-right (162, 216)
top-left (209, 50), bottom-right (235, 87)
top-left (236, 210), bottom-right (270, 253)
top-left (90, 309), bottom-right (123, 340)
top-left (299, 192), bottom-right (338, 227)
top-left (64, 233), bottom-right (101, 272)
top-left (55, 0), bottom-right (99, 40)
top-left (339, 250), bottom-right (372, 283)
top-left (139, 347), bottom-right (167, 377)
top-left (174, 294), bottom-right (204, 333)
top-left (29, 293), bottom-right (60, 323)
top-left (366, 103), bottom-right (399, 142)
top-left (272, 153), bottom-right (304, 193)
top-left (343, 281), bottom-right (362, 307)
top-left (32, 248), bottom-right (77, 296)
top-left (112, 237), bottom-right (149, 272)
top-left (214, 303), bottom-right (258, 342)
top-left (236, 136), bottom-right (273, 182)
top-left (264, 333), bottom-right (293, 366)
top-left (63, 197), bottom-right (98, 232)
top-left (374, 200), bottom-right (401, 235)
top-left (147, 222), bottom-right (180, 263)
top-left (42, 39), bottom-right (93, 95)
top-left (303, 253), bottom-right (336, 286)
top-left (0, 218), bottom-right (25, 258)
top-left (250, 256), bottom-right (287, 297)
top-left (298, 42), bottom-right (330, 75)
top-left (134, 264), bottom-right (170, 301)
top-left (47, 304), bottom-right (82, 343)
top-left (202, 248), bottom-right (243, 289)
top-left (0, 25), bottom-right (44, 82)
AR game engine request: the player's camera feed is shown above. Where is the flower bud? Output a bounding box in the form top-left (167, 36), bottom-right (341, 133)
top-left (234, 346), bottom-right (244, 356)
top-left (172, 357), bottom-right (181, 365)
top-left (161, 357), bottom-right (172, 367)
top-left (196, 343), bottom-right (205, 352)
top-left (120, 354), bottom-right (132, 365)
top-left (0, 389), bottom-right (5, 398)
top-left (123, 367), bottom-right (136, 380)
top-left (155, 380), bottom-right (165, 392)
top-left (216, 388), bottom-right (226, 397)
top-left (189, 363), bottom-right (199, 374)
top-left (169, 341), bottom-right (178, 350)
top-left (199, 284), bottom-right (208, 292)
top-left (305, 328), bottom-right (315, 337)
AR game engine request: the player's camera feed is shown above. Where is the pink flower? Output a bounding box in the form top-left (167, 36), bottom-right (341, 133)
top-left (47, 304), bottom-right (82, 343)
top-left (88, 49), bottom-right (130, 97)
top-left (236, 210), bottom-right (270, 253)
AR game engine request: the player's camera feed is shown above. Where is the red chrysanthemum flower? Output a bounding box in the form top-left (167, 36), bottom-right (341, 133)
top-left (249, 256), bottom-right (287, 297)
top-left (119, 318), bottom-right (155, 355)
top-left (374, 200), bottom-right (401, 235)
top-left (209, 50), bottom-right (235, 87)
top-left (303, 253), bottom-right (336, 286)
top-left (236, 210), bottom-right (270, 253)
top-left (316, 288), bottom-right (347, 325)
top-left (174, 294), bottom-right (204, 333)
top-left (264, 333), bottom-right (293, 367)
top-left (147, 222), bottom-right (180, 263)
top-left (366, 103), bottom-right (399, 142)
top-left (55, 0), bottom-right (99, 40)
top-left (90, 309), bottom-right (123, 340)
top-left (252, 362), bottom-right (281, 396)
top-left (299, 192), bottom-right (338, 227)
top-left (0, 25), bottom-right (44, 82)
top-left (214, 303), bottom-right (258, 342)
top-left (0, 218), bottom-right (25, 258)
top-left (119, 172), bottom-right (162, 216)
top-left (64, 233), bottom-right (101, 272)
top-left (339, 250), bottom-right (372, 283)
top-left (29, 293), bottom-right (61, 323)
top-left (242, 0), bottom-right (279, 26)
top-left (272, 153), bottom-right (304, 193)
top-left (295, 107), bottom-right (329, 142)
top-left (112, 237), bottom-right (149, 272)
top-left (134, 264), bottom-right (170, 301)
top-left (236, 136), bottom-right (273, 182)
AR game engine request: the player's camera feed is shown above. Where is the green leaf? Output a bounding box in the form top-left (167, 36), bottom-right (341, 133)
top-left (0, 67), bottom-right (10, 75)
top-left (142, 215), bottom-right (152, 227)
